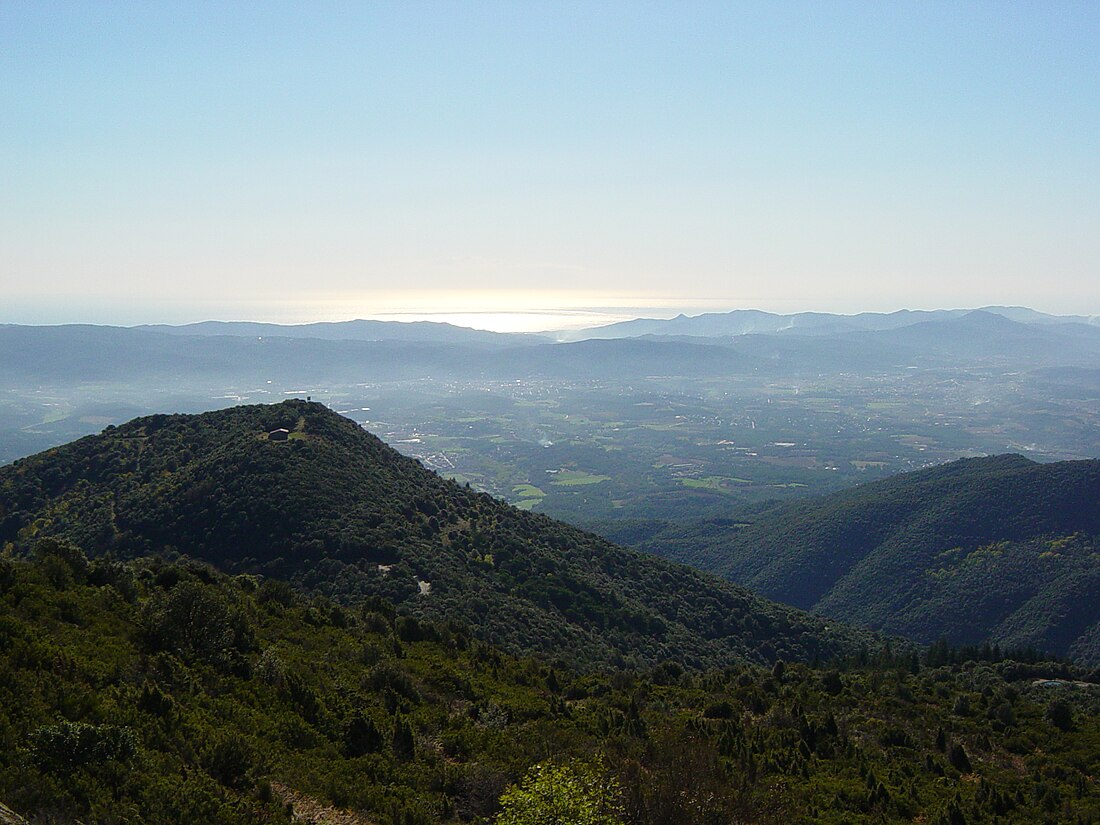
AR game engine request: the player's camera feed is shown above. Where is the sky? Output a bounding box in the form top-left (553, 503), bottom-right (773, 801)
top-left (2, 1), bottom-right (1099, 330)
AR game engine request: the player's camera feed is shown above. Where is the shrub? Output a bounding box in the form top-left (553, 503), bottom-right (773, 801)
top-left (821, 670), bottom-right (844, 695)
top-left (202, 736), bottom-right (255, 789)
top-left (495, 758), bottom-right (624, 825)
top-left (32, 721), bottom-right (137, 770)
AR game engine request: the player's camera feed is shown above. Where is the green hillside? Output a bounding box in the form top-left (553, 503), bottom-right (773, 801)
top-left (1, 549), bottom-right (1097, 824)
top-left (0, 400), bottom-right (872, 670)
top-left (623, 456), bottom-right (1100, 663)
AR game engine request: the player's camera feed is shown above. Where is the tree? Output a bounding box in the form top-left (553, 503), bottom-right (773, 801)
top-left (496, 759), bottom-right (624, 825)
top-left (345, 711), bottom-right (384, 757)
top-left (143, 579), bottom-right (252, 666)
top-left (1045, 699), bottom-right (1074, 732)
top-left (392, 714), bottom-right (415, 761)
top-left (947, 742), bottom-right (971, 773)
top-left (34, 537), bottom-right (89, 587)
top-left (771, 659), bottom-right (785, 682)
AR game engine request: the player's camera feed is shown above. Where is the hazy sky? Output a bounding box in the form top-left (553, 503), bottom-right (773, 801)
top-left (3, 1), bottom-right (1099, 328)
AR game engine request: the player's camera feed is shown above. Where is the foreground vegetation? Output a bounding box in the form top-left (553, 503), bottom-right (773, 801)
top-left (2, 547), bottom-right (1097, 824)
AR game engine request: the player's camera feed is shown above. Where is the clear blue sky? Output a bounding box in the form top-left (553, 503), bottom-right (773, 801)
top-left (3, 1), bottom-right (1099, 327)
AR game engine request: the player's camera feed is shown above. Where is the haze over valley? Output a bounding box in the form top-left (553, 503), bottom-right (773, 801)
top-left (5, 306), bottom-right (1100, 524)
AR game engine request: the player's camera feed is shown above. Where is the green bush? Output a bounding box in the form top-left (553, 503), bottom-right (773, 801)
top-left (495, 759), bottom-right (624, 825)
top-left (202, 736), bottom-right (254, 789)
top-left (32, 721), bottom-right (136, 770)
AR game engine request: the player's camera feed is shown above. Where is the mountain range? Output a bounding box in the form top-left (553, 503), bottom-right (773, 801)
top-left (138, 318), bottom-right (545, 346)
top-left (558, 305), bottom-right (1100, 341)
top-left (5, 308), bottom-right (1100, 391)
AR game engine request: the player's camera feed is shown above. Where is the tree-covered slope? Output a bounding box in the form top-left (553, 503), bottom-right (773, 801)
top-left (2, 550), bottom-right (1097, 825)
top-left (626, 455), bottom-right (1100, 662)
top-left (0, 400), bottom-right (873, 670)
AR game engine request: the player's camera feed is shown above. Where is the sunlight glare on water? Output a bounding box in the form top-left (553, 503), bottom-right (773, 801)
top-left (276, 291), bottom-right (735, 333)
top-left (362, 310), bottom-right (637, 333)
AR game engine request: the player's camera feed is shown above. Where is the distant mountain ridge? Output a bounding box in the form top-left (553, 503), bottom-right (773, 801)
top-left (619, 454), bottom-right (1100, 664)
top-left (0, 324), bottom-right (760, 386)
top-left (645, 310), bottom-right (1100, 370)
top-left (558, 305), bottom-right (1100, 341)
top-left (0, 400), bottom-right (876, 669)
top-left (137, 318), bottom-right (547, 345)
top-left (6, 308), bottom-right (1100, 389)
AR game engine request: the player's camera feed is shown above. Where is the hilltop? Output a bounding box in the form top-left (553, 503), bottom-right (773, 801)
top-left (0, 400), bottom-right (873, 670)
top-left (616, 455), bottom-right (1100, 663)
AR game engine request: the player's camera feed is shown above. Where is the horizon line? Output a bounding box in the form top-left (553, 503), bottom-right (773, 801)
top-left (4, 303), bottom-right (1099, 336)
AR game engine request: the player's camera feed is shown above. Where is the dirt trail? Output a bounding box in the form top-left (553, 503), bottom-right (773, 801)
top-left (271, 782), bottom-right (377, 825)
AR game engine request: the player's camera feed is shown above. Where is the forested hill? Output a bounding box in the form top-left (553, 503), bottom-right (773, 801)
top-left (620, 455), bottom-right (1100, 664)
top-left (0, 401), bottom-right (874, 670)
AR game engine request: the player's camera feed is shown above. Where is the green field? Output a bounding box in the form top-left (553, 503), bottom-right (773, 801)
top-left (680, 475), bottom-right (750, 491)
top-left (550, 470), bottom-right (611, 486)
top-left (512, 484), bottom-right (546, 498)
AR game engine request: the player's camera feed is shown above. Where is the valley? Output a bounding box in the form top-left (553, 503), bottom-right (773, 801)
top-left (344, 365), bottom-right (1099, 524)
top-left (5, 360), bottom-right (1098, 525)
